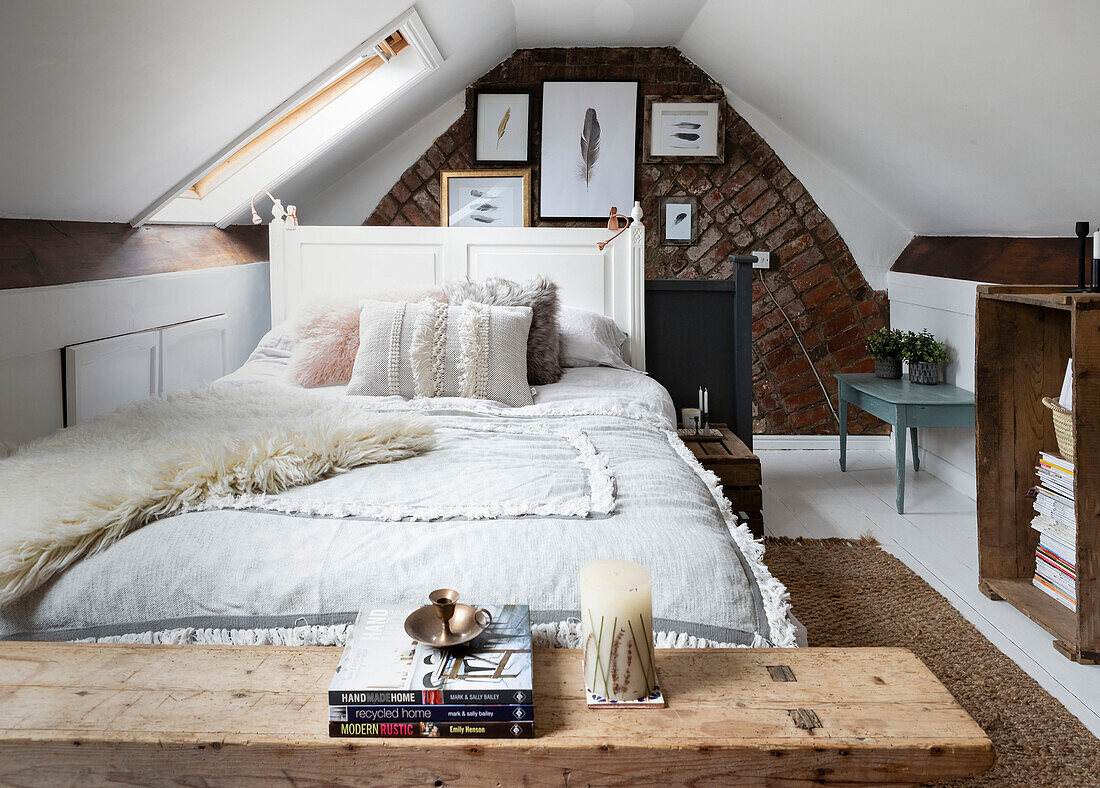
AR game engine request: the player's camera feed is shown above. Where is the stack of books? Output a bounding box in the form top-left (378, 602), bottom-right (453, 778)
top-left (1031, 451), bottom-right (1077, 612)
top-left (328, 604), bottom-right (534, 738)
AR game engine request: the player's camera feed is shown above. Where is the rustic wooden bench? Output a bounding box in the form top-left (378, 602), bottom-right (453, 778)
top-left (0, 643), bottom-right (992, 785)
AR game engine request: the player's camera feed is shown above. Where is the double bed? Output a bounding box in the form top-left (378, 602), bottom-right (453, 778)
top-left (0, 220), bottom-right (795, 650)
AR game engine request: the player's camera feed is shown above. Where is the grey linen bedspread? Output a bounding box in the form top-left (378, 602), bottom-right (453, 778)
top-left (0, 405), bottom-right (794, 648)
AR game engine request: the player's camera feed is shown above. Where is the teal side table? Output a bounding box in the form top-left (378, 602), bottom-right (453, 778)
top-left (835, 373), bottom-right (975, 514)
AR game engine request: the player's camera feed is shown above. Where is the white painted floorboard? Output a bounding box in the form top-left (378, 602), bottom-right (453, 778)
top-left (759, 448), bottom-right (1100, 737)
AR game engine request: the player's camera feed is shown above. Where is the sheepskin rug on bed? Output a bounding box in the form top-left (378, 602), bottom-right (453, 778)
top-left (0, 383), bottom-right (435, 606)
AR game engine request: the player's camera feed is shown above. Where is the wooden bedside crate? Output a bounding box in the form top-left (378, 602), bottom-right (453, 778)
top-left (682, 423), bottom-right (763, 536)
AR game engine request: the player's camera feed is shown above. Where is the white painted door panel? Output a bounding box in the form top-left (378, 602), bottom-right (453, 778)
top-left (160, 314), bottom-right (228, 394)
top-left (64, 332), bottom-right (159, 426)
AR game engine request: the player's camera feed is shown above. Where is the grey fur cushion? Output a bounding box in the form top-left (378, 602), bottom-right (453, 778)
top-left (444, 276), bottom-right (562, 385)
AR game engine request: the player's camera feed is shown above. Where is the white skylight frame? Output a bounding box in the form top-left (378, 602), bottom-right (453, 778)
top-left (135, 7), bottom-right (442, 228)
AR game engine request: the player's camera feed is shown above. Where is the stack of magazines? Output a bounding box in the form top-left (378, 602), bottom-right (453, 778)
top-left (328, 603), bottom-right (534, 738)
top-left (1031, 451), bottom-right (1077, 612)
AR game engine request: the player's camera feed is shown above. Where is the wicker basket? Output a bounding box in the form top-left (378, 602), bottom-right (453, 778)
top-left (1042, 397), bottom-right (1075, 463)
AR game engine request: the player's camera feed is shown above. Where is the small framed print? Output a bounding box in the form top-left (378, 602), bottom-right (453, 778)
top-left (660, 195), bottom-right (698, 246)
top-left (440, 169), bottom-right (532, 228)
top-left (473, 90), bottom-right (533, 164)
top-left (644, 95), bottom-right (726, 164)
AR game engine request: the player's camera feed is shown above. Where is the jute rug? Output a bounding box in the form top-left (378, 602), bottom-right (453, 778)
top-left (764, 536), bottom-right (1100, 787)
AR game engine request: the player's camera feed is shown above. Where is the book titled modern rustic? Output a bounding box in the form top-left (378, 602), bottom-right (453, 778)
top-left (328, 603), bottom-right (533, 738)
top-left (328, 721), bottom-right (534, 738)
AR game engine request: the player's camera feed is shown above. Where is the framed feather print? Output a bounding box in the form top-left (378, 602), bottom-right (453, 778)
top-left (660, 195), bottom-right (699, 246)
top-left (643, 95), bottom-right (726, 164)
top-left (473, 90), bottom-right (532, 164)
top-left (440, 169), bottom-right (532, 228)
top-left (539, 81), bottom-right (638, 220)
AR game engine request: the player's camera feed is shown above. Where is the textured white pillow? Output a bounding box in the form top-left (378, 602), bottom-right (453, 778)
top-left (558, 307), bottom-right (636, 371)
top-left (347, 300), bottom-right (534, 407)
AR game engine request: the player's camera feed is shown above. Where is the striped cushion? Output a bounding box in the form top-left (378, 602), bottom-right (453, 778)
top-left (346, 300), bottom-right (534, 407)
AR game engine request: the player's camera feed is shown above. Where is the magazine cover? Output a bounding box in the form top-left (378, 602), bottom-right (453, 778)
top-left (329, 603), bottom-right (533, 706)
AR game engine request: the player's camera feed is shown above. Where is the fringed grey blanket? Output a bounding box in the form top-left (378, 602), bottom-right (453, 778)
top-left (0, 395), bottom-right (795, 650)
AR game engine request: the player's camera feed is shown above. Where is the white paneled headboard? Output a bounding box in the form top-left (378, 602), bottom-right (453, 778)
top-left (268, 220), bottom-right (647, 370)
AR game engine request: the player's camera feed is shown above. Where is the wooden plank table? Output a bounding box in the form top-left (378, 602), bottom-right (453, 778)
top-left (836, 373), bottom-right (975, 513)
top-left (0, 643), bottom-right (992, 786)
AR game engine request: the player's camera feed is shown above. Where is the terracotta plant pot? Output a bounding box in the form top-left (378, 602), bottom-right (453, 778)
top-left (908, 361), bottom-right (941, 385)
top-left (874, 357), bottom-right (902, 379)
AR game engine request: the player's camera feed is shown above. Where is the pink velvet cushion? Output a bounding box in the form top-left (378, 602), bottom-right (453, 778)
top-left (288, 288), bottom-right (444, 388)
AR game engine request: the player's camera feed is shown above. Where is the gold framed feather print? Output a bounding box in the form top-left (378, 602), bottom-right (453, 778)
top-left (440, 169), bottom-right (532, 228)
top-left (539, 81), bottom-right (638, 221)
top-left (473, 90), bottom-right (532, 164)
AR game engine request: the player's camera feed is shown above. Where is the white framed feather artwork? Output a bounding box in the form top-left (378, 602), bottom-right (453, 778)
top-left (643, 95), bottom-right (726, 164)
top-left (539, 81), bottom-right (637, 220)
top-left (473, 90), bottom-right (532, 164)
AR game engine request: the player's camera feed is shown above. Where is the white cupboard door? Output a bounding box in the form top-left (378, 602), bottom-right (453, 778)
top-left (160, 314), bottom-right (228, 394)
top-left (64, 331), bottom-right (159, 426)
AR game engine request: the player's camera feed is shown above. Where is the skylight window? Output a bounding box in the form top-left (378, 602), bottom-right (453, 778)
top-left (141, 10), bottom-right (440, 227)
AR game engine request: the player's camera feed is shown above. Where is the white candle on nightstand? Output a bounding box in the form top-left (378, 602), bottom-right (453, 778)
top-left (703, 388), bottom-right (709, 413)
top-left (1094, 230), bottom-right (1100, 260)
top-left (580, 559), bottom-right (657, 701)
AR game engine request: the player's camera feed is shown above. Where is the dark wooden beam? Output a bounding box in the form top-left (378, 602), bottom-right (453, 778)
top-left (0, 219), bottom-right (268, 290)
top-left (890, 236), bottom-right (1079, 285)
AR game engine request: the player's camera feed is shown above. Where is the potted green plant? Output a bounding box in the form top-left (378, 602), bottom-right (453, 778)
top-left (902, 329), bottom-right (949, 385)
top-left (865, 327), bottom-right (905, 379)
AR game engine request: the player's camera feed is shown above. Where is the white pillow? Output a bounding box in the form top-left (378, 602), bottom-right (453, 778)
top-left (558, 307), bottom-right (636, 371)
top-left (347, 300), bottom-right (534, 407)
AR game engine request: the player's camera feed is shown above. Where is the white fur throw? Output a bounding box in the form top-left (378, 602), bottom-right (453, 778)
top-left (0, 384), bottom-right (434, 606)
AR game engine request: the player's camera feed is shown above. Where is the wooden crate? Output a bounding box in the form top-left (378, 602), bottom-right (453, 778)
top-left (0, 643), bottom-right (992, 786)
top-left (975, 286), bottom-right (1100, 664)
top-left (682, 423), bottom-right (763, 536)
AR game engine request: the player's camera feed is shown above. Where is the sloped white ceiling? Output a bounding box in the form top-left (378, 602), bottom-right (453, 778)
top-left (0, 0), bottom-right (518, 223)
top-left (2, 0), bottom-right (1096, 244)
top-left (512, 0), bottom-right (705, 47)
top-left (679, 0), bottom-right (1100, 236)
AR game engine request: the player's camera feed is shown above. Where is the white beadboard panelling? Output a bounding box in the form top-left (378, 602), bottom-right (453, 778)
top-left (161, 315), bottom-right (229, 394)
top-left (0, 263), bottom-right (270, 444)
top-left (0, 351), bottom-right (64, 444)
top-left (0, 263), bottom-right (270, 364)
top-left (64, 331), bottom-right (159, 426)
top-left (887, 271), bottom-right (982, 499)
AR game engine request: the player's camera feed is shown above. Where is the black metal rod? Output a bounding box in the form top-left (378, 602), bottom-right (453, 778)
top-left (730, 255), bottom-right (754, 450)
top-left (1076, 221), bottom-right (1090, 291)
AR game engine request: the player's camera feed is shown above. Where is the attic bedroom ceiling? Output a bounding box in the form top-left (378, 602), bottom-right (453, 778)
top-left (1, 1), bottom-right (1097, 239)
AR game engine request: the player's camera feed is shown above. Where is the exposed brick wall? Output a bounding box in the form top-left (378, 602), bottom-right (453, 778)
top-left (365, 47), bottom-right (889, 436)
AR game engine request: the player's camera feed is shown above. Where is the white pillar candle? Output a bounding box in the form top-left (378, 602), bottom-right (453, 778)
top-left (580, 559), bottom-right (657, 701)
top-left (1094, 230), bottom-right (1100, 260)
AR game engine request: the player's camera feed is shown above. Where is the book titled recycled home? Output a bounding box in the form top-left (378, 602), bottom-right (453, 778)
top-left (328, 603), bottom-right (533, 737)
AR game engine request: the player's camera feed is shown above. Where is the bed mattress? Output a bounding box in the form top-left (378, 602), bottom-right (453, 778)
top-left (0, 353), bottom-right (793, 649)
